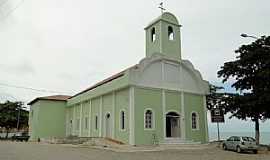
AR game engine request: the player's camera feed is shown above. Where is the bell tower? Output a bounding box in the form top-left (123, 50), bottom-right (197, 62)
top-left (145, 12), bottom-right (182, 60)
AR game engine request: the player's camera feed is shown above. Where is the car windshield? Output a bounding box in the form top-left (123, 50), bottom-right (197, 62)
top-left (242, 137), bottom-right (255, 142)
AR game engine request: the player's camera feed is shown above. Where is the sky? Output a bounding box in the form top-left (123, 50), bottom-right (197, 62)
top-left (0, 0), bottom-right (269, 132)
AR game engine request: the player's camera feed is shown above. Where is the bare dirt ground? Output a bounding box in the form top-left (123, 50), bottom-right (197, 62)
top-left (0, 141), bottom-right (269, 160)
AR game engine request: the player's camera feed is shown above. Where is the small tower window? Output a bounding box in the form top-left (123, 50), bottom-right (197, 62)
top-left (151, 27), bottom-right (156, 42)
top-left (168, 26), bottom-right (174, 40)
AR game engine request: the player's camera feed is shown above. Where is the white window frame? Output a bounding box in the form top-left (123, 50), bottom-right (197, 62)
top-left (144, 108), bottom-right (155, 130)
top-left (191, 111), bottom-right (199, 131)
top-left (119, 109), bottom-right (126, 132)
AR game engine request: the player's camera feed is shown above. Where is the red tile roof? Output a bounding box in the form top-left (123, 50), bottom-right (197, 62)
top-left (28, 95), bottom-right (71, 105)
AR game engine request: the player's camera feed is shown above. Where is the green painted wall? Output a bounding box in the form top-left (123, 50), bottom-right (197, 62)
top-left (67, 88), bottom-right (130, 144)
top-left (184, 93), bottom-right (207, 143)
top-left (114, 88), bottom-right (129, 143)
top-left (29, 100), bottom-right (66, 141)
top-left (90, 97), bottom-right (100, 137)
top-left (74, 104), bottom-right (80, 136)
top-left (102, 93), bottom-right (113, 137)
top-left (132, 88), bottom-right (207, 145)
top-left (65, 107), bottom-right (72, 136)
top-left (134, 87), bottom-right (163, 145)
top-left (81, 101), bottom-right (90, 137)
top-left (29, 88), bottom-right (207, 145)
top-left (165, 90), bottom-right (181, 114)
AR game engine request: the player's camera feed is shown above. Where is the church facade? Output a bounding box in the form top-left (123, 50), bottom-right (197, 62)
top-left (28, 12), bottom-right (209, 145)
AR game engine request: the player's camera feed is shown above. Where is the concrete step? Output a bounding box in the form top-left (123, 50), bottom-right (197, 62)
top-left (160, 138), bottom-right (201, 145)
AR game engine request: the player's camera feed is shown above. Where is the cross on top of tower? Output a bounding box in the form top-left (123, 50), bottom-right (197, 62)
top-left (158, 2), bottom-right (166, 14)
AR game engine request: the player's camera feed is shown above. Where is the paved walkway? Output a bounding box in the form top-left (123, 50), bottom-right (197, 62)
top-left (81, 143), bottom-right (211, 152)
top-left (0, 141), bottom-right (269, 160)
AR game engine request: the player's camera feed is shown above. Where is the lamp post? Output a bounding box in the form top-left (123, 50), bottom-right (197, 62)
top-left (241, 33), bottom-right (270, 48)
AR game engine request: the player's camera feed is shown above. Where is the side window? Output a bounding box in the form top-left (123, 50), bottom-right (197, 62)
top-left (70, 119), bottom-right (72, 125)
top-left (191, 112), bottom-right (198, 129)
top-left (84, 117), bottom-right (88, 129)
top-left (168, 26), bottom-right (174, 40)
top-left (95, 116), bottom-right (98, 130)
top-left (76, 118), bottom-right (80, 130)
top-left (120, 110), bottom-right (125, 130)
top-left (228, 137), bottom-right (234, 141)
top-left (151, 27), bottom-right (156, 42)
top-left (234, 137), bottom-right (240, 141)
top-left (145, 109), bottom-right (153, 129)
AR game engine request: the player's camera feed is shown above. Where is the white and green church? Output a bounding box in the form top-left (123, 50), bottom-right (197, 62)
top-left (28, 12), bottom-right (210, 145)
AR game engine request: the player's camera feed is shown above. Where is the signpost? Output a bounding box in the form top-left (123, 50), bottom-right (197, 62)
top-left (211, 108), bottom-right (225, 141)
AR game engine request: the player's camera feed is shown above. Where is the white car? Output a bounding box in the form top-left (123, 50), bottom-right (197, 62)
top-left (222, 136), bottom-right (258, 154)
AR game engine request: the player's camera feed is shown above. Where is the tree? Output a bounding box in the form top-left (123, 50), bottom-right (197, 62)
top-left (206, 84), bottom-right (225, 110)
top-left (217, 36), bottom-right (270, 144)
top-left (0, 101), bottom-right (29, 138)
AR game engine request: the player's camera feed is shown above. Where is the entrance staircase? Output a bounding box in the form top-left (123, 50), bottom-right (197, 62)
top-left (160, 138), bottom-right (201, 145)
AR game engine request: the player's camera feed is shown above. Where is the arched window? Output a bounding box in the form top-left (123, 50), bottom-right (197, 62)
top-left (191, 112), bottom-right (198, 129)
top-left (168, 26), bottom-right (174, 40)
top-left (76, 118), bottom-right (80, 130)
top-left (95, 115), bottom-right (98, 130)
top-left (145, 109), bottom-right (153, 129)
top-left (120, 110), bottom-right (125, 130)
top-left (151, 27), bottom-right (156, 42)
top-left (84, 117), bottom-right (88, 129)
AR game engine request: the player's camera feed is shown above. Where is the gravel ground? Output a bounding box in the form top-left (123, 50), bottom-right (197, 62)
top-left (0, 141), bottom-right (269, 160)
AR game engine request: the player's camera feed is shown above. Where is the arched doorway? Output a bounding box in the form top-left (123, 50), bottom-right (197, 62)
top-left (105, 113), bottom-right (111, 138)
top-left (166, 112), bottom-right (181, 138)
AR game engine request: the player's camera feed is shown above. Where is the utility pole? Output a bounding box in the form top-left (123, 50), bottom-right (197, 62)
top-left (16, 104), bottom-right (21, 131)
top-left (217, 122), bottom-right (220, 141)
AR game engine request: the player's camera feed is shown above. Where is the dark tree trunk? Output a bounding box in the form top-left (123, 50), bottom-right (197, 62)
top-left (255, 118), bottom-right (260, 145)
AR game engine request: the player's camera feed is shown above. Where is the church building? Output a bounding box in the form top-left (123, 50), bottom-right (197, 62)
top-left (28, 12), bottom-right (210, 145)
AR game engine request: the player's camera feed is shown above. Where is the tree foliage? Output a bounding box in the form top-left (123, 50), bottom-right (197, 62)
top-left (206, 84), bottom-right (236, 113)
top-left (0, 101), bottom-right (29, 131)
top-left (217, 36), bottom-right (270, 144)
top-left (206, 84), bottom-right (225, 110)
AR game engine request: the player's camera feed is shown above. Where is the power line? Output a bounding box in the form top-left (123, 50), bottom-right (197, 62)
top-left (0, 82), bottom-right (69, 94)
